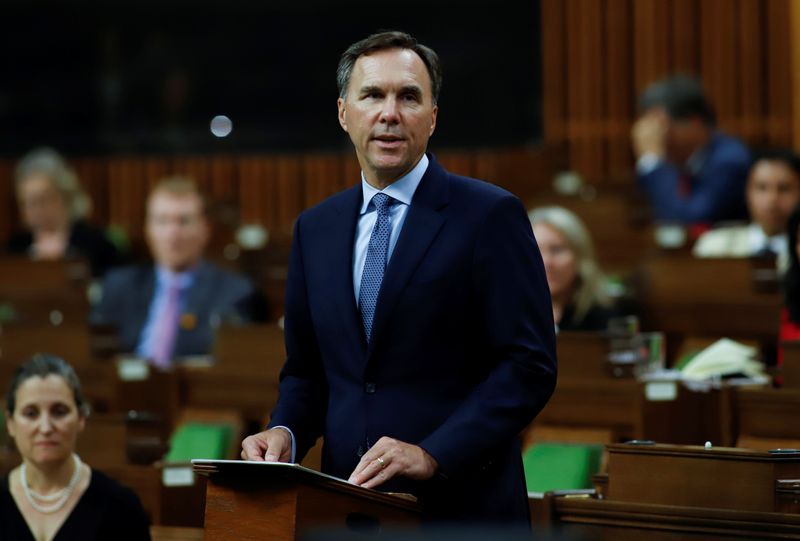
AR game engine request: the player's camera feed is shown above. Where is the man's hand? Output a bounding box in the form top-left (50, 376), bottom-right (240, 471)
top-left (348, 436), bottom-right (438, 490)
top-left (241, 428), bottom-right (292, 462)
top-left (632, 108), bottom-right (669, 159)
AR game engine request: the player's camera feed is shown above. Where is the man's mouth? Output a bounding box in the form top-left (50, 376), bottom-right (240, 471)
top-left (372, 134), bottom-right (405, 147)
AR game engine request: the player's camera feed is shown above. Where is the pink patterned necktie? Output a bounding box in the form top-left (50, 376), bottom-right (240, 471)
top-left (151, 279), bottom-right (182, 368)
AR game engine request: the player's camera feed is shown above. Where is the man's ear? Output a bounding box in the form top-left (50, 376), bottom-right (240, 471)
top-left (429, 104), bottom-right (439, 136)
top-left (337, 98), bottom-right (348, 132)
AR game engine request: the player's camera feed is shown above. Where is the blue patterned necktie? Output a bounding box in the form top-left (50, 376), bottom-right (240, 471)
top-left (359, 192), bottom-right (395, 342)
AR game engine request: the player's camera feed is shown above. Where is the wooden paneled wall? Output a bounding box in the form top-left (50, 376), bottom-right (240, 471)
top-left (0, 148), bottom-right (560, 245)
top-left (543, 0), bottom-right (794, 184)
top-left (3, 0), bottom-right (798, 243)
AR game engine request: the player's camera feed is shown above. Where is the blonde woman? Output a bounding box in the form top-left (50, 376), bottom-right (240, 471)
top-left (529, 206), bottom-right (615, 331)
top-left (8, 148), bottom-right (121, 277)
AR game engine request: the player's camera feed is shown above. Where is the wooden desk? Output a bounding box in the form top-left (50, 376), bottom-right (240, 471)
top-left (527, 332), bottom-right (735, 447)
top-left (636, 256), bottom-right (781, 352)
top-left (542, 443), bottom-right (800, 539)
top-left (104, 463), bottom-right (207, 527)
top-left (0, 324), bottom-right (116, 409)
top-left (735, 386), bottom-right (800, 450)
top-left (181, 324), bottom-right (286, 423)
top-left (606, 443), bottom-right (800, 512)
top-left (782, 340), bottom-right (800, 389)
top-left (151, 527), bottom-right (204, 541)
top-left (0, 257), bottom-right (91, 325)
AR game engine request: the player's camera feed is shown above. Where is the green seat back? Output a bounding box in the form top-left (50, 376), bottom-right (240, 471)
top-left (164, 422), bottom-right (233, 463)
top-left (522, 443), bottom-right (603, 493)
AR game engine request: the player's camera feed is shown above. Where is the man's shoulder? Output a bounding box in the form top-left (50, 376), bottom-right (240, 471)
top-left (709, 132), bottom-right (751, 166)
top-left (103, 264), bottom-right (152, 288)
top-left (199, 261), bottom-right (253, 293)
top-left (446, 171), bottom-right (515, 202)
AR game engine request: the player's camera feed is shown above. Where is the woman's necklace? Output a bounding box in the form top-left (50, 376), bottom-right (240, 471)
top-left (20, 454), bottom-right (82, 514)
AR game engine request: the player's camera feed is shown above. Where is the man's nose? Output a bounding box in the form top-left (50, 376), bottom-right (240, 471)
top-left (379, 96), bottom-right (400, 123)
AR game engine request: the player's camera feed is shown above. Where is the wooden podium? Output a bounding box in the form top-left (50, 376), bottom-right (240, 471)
top-left (192, 460), bottom-right (421, 540)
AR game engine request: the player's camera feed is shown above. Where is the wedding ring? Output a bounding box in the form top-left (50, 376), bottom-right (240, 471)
top-left (376, 457), bottom-right (385, 468)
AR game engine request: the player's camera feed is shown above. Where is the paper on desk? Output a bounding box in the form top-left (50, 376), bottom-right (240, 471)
top-left (680, 338), bottom-right (764, 381)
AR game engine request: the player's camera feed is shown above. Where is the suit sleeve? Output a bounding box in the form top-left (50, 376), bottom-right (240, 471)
top-left (638, 160), bottom-right (748, 223)
top-left (267, 217), bottom-right (328, 460)
top-left (418, 195), bottom-right (557, 477)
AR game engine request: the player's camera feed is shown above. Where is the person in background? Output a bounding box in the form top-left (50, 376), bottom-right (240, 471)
top-left (632, 75), bottom-right (751, 230)
top-left (1, 354), bottom-right (150, 540)
top-left (8, 148), bottom-right (121, 277)
top-left (694, 148), bottom-right (800, 272)
top-left (92, 177), bottom-right (265, 367)
top-left (529, 206), bottom-right (615, 332)
top-left (779, 204), bottom-right (800, 371)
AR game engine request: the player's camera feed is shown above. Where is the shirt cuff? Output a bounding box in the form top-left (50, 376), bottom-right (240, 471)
top-left (270, 425), bottom-right (297, 463)
top-left (637, 153), bottom-right (664, 175)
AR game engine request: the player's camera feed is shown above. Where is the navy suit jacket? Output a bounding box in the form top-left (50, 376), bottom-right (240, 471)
top-left (268, 155), bottom-right (557, 523)
top-left (637, 132), bottom-right (751, 223)
top-left (92, 261), bottom-right (258, 358)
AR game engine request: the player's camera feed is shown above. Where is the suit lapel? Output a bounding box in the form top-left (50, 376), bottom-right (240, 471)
top-left (173, 261), bottom-right (212, 355)
top-left (132, 267), bottom-right (157, 347)
top-left (366, 156), bottom-right (449, 359)
top-left (329, 186), bottom-right (367, 354)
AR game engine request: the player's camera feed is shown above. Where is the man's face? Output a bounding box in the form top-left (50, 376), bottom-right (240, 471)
top-left (747, 160), bottom-right (800, 237)
top-left (665, 117), bottom-right (706, 166)
top-left (145, 191), bottom-right (209, 272)
top-left (337, 48), bottom-right (438, 187)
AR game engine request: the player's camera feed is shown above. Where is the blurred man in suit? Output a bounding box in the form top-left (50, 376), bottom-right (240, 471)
top-left (92, 178), bottom-right (261, 367)
top-left (632, 75), bottom-right (751, 226)
top-left (694, 148), bottom-right (800, 271)
top-left (241, 31), bottom-right (556, 523)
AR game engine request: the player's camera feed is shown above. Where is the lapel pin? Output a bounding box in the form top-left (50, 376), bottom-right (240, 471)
top-left (180, 313), bottom-right (197, 330)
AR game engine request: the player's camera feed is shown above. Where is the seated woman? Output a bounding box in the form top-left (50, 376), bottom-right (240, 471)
top-left (8, 148), bottom-right (121, 277)
top-left (529, 206), bottom-right (616, 332)
top-left (1, 354), bottom-right (150, 540)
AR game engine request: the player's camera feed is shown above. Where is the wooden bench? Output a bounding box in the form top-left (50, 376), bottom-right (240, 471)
top-left (539, 443), bottom-right (800, 539)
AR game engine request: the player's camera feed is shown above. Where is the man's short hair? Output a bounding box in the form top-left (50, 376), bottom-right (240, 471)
top-left (148, 176), bottom-right (208, 216)
top-left (750, 148), bottom-right (800, 181)
top-left (639, 75), bottom-right (716, 126)
top-left (336, 31), bottom-right (443, 105)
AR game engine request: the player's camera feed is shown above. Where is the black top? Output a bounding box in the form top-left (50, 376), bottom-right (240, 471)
top-left (7, 220), bottom-right (122, 277)
top-left (0, 469), bottom-right (151, 541)
top-left (558, 303), bottom-right (618, 332)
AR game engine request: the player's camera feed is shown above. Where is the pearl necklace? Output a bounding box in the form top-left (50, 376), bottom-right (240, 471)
top-left (21, 454), bottom-right (82, 514)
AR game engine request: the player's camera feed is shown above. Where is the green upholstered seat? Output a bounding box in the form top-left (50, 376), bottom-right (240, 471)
top-left (164, 422), bottom-right (233, 463)
top-left (523, 443), bottom-right (603, 493)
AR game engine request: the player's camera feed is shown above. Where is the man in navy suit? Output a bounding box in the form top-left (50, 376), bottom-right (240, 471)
top-left (92, 178), bottom-right (262, 366)
top-left (241, 31), bottom-right (556, 523)
top-left (632, 75), bottom-right (751, 225)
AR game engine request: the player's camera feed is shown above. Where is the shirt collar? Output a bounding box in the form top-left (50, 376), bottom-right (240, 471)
top-left (359, 154), bottom-right (429, 214)
top-left (156, 264), bottom-right (196, 289)
top-left (748, 222), bottom-right (786, 251)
